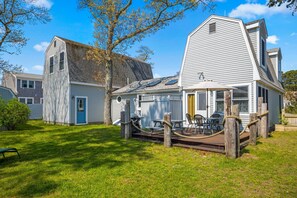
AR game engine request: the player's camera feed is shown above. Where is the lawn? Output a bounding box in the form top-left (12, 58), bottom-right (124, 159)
top-left (0, 120), bottom-right (296, 197)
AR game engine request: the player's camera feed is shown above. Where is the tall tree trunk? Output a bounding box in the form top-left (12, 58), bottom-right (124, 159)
top-left (104, 59), bottom-right (113, 125)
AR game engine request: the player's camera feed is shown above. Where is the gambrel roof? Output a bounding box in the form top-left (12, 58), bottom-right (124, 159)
top-left (55, 36), bottom-right (153, 87)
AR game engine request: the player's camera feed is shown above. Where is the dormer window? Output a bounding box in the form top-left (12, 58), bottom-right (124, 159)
top-left (261, 38), bottom-right (266, 68)
top-left (209, 22), bottom-right (216, 34)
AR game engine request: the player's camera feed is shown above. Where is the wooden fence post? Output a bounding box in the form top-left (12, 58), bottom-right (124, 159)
top-left (124, 100), bottom-right (131, 139)
top-left (257, 97), bottom-right (263, 137)
top-left (225, 104), bottom-right (240, 159)
top-left (120, 111), bottom-right (125, 138)
top-left (261, 103), bottom-right (268, 138)
top-left (164, 113), bottom-right (172, 148)
top-left (224, 91), bottom-right (231, 116)
top-left (249, 113), bottom-right (257, 145)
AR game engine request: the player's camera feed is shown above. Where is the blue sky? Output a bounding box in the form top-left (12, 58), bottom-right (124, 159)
top-left (3, 0), bottom-right (296, 77)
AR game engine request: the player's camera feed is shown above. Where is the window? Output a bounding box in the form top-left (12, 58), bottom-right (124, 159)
top-left (78, 99), bottom-right (84, 111)
top-left (261, 38), bottom-right (266, 67)
top-left (54, 40), bottom-right (56, 47)
top-left (209, 22), bottom-right (216, 33)
top-left (232, 86), bottom-right (249, 113)
top-left (197, 92), bottom-right (206, 110)
top-left (216, 91), bottom-right (224, 112)
top-left (21, 80), bottom-right (28, 88)
top-left (28, 80), bottom-right (35, 88)
top-left (138, 95), bottom-right (142, 108)
top-left (258, 86), bottom-right (269, 109)
top-left (40, 98), bottom-right (43, 104)
top-left (50, 56), bottom-right (54, 73)
top-left (18, 97), bottom-right (34, 104)
top-left (59, 52), bottom-right (64, 70)
top-left (116, 96), bottom-right (122, 103)
top-left (19, 98), bottom-right (26, 104)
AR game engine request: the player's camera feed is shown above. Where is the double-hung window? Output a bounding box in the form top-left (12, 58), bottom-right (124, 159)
top-left (216, 86), bottom-right (249, 113)
top-left (21, 80), bottom-right (34, 89)
top-left (18, 97), bottom-right (34, 104)
top-left (232, 86), bottom-right (249, 113)
top-left (59, 52), bottom-right (64, 70)
top-left (50, 56), bottom-right (54, 73)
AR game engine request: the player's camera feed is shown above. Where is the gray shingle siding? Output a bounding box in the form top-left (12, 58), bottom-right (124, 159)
top-left (17, 79), bottom-right (43, 104)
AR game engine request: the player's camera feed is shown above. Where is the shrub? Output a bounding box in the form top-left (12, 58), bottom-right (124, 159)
top-left (0, 99), bottom-right (30, 130)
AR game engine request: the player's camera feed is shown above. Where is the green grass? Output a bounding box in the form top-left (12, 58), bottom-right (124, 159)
top-left (0, 120), bottom-right (297, 197)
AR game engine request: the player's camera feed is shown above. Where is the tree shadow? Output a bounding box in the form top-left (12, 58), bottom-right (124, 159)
top-left (0, 124), bottom-right (153, 196)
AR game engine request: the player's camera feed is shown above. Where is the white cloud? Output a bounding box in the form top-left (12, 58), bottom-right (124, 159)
top-left (27, 0), bottom-right (53, 9)
top-left (291, 32), bottom-right (297, 36)
top-left (267, 35), bottom-right (279, 44)
top-left (34, 41), bottom-right (49, 52)
top-left (154, 73), bottom-right (161, 78)
top-left (229, 3), bottom-right (289, 19)
top-left (32, 65), bottom-right (44, 71)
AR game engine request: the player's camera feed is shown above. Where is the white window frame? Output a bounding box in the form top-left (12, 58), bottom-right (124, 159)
top-left (59, 51), bottom-right (65, 71)
top-left (21, 80), bottom-right (35, 89)
top-left (18, 97), bottom-right (34, 104)
top-left (40, 98), bottom-right (43, 104)
top-left (49, 55), bottom-right (54, 74)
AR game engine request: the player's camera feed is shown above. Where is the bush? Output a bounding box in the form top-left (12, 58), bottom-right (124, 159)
top-left (0, 98), bottom-right (31, 130)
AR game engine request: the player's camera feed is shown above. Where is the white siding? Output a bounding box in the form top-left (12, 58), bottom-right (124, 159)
top-left (247, 28), bottom-right (258, 63)
top-left (180, 18), bottom-right (254, 88)
top-left (43, 38), bottom-right (70, 124)
top-left (111, 95), bottom-right (137, 122)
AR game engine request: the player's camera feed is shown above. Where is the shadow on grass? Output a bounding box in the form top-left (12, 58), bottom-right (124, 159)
top-left (0, 124), bottom-right (152, 196)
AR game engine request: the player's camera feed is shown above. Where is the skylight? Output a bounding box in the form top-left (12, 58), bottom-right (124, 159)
top-left (165, 79), bottom-right (178, 86)
top-left (146, 79), bottom-right (162, 87)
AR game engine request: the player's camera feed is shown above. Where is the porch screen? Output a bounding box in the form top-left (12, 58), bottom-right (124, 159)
top-left (233, 86), bottom-right (249, 113)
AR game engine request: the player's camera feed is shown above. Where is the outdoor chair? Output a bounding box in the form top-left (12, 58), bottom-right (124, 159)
top-left (185, 113), bottom-right (195, 133)
top-left (193, 114), bottom-right (206, 134)
top-left (209, 113), bottom-right (223, 132)
top-left (0, 148), bottom-right (20, 159)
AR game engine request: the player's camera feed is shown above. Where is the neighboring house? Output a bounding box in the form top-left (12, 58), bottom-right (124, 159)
top-left (112, 75), bottom-right (182, 127)
top-left (0, 86), bottom-right (16, 101)
top-left (43, 36), bottom-right (153, 125)
top-left (178, 15), bottom-right (284, 129)
top-left (2, 72), bottom-right (43, 119)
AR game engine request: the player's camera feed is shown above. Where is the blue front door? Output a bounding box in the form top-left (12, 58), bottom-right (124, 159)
top-left (77, 98), bottom-right (86, 124)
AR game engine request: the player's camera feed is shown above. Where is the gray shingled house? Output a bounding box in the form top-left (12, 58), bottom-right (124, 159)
top-left (112, 76), bottom-right (182, 127)
top-left (2, 72), bottom-right (43, 119)
top-left (0, 86), bottom-right (16, 101)
top-left (43, 36), bottom-right (153, 125)
top-left (179, 15), bottom-right (284, 129)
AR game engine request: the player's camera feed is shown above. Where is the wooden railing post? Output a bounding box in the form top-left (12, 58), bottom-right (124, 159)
top-left (257, 97), bottom-right (263, 137)
top-left (164, 113), bottom-right (172, 148)
top-left (120, 111), bottom-right (125, 138)
top-left (225, 104), bottom-right (240, 159)
top-left (249, 113), bottom-right (257, 145)
top-left (224, 91), bottom-right (231, 116)
top-left (124, 100), bottom-right (131, 139)
top-left (261, 103), bottom-right (268, 138)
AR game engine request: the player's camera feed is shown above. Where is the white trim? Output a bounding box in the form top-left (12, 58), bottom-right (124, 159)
top-left (59, 50), bottom-right (66, 71)
top-left (74, 96), bottom-right (88, 125)
top-left (245, 22), bottom-right (260, 30)
top-left (40, 98), bottom-right (43, 104)
top-left (257, 27), bottom-right (260, 65)
top-left (268, 52), bottom-right (278, 56)
top-left (18, 97), bottom-right (34, 104)
top-left (253, 81), bottom-right (257, 113)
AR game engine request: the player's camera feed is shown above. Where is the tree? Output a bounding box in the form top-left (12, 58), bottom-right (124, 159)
top-left (79, 0), bottom-right (214, 125)
top-left (282, 70), bottom-right (297, 91)
top-left (0, 0), bottom-right (51, 76)
top-left (135, 45), bottom-right (154, 66)
top-left (267, 0), bottom-right (297, 14)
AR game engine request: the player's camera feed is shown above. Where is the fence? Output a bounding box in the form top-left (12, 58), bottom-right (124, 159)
top-left (282, 110), bottom-right (297, 126)
top-left (28, 104), bottom-right (43, 119)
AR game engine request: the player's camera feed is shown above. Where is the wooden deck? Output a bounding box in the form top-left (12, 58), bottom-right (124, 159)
top-left (132, 131), bottom-right (250, 153)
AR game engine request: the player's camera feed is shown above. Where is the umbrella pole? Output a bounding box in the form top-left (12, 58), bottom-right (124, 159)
top-left (206, 88), bottom-right (209, 119)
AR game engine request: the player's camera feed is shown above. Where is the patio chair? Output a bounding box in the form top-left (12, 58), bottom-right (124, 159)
top-left (0, 148), bottom-right (20, 159)
top-left (209, 113), bottom-right (223, 132)
top-left (185, 113), bottom-right (195, 133)
top-left (193, 114), bottom-right (206, 134)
